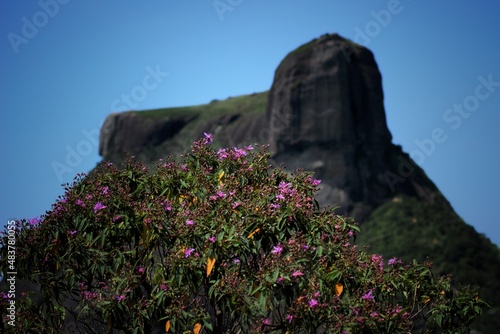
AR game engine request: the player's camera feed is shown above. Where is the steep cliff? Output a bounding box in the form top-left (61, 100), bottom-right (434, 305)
top-left (265, 33), bottom-right (449, 220)
top-left (99, 34), bottom-right (500, 332)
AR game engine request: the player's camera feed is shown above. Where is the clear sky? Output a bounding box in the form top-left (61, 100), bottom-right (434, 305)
top-left (1, 1), bottom-right (499, 246)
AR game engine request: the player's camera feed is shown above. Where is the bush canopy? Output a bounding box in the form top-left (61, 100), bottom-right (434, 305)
top-left (0, 134), bottom-right (486, 333)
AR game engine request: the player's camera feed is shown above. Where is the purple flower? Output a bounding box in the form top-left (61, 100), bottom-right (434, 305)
top-left (184, 248), bottom-right (195, 258)
top-left (136, 266), bottom-right (145, 274)
top-left (186, 219), bottom-right (194, 226)
top-left (392, 305), bottom-right (403, 315)
top-left (28, 217), bottom-right (41, 226)
top-left (312, 179), bottom-right (321, 186)
top-left (388, 257), bottom-right (402, 266)
top-left (271, 245), bottom-right (283, 255)
top-left (163, 201), bottom-right (172, 211)
top-left (101, 186), bottom-right (109, 196)
top-left (371, 254), bottom-right (384, 271)
top-left (244, 145), bottom-right (254, 151)
top-left (203, 132), bottom-right (213, 144)
top-left (232, 202), bottom-right (240, 209)
top-left (82, 291), bottom-right (99, 300)
top-left (308, 298), bottom-right (319, 308)
top-left (76, 199), bottom-right (86, 208)
top-left (233, 147), bottom-right (247, 158)
top-left (262, 318), bottom-right (271, 325)
top-left (286, 314), bottom-right (294, 323)
top-left (208, 235), bottom-right (216, 243)
top-left (93, 202), bottom-right (107, 213)
top-left (270, 203), bottom-right (280, 210)
top-left (217, 148), bottom-right (229, 160)
top-left (233, 258), bottom-right (240, 264)
top-left (116, 294), bottom-right (125, 302)
top-left (362, 289), bottom-right (375, 301)
top-left (276, 194), bottom-right (285, 201)
top-left (68, 230), bottom-right (77, 235)
top-left (217, 191), bottom-right (227, 198)
top-left (291, 271), bottom-right (304, 278)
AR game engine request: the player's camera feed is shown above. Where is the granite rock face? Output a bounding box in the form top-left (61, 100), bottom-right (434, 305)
top-left (265, 34), bottom-right (444, 218)
top-left (99, 112), bottom-right (197, 160)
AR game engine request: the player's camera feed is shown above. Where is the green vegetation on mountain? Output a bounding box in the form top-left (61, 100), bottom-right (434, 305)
top-left (357, 195), bottom-right (500, 332)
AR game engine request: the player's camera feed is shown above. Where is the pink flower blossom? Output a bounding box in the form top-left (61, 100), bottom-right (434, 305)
top-left (203, 132), bottom-right (213, 144)
top-left (116, 294), bottom-right (125, 302)
top-left (388, 257), bottom-right (402, 266)
top-left (28, 217), bottom-right (41, 226)
top-left (286, 314), bottom-right (294, 323)
top-left (93, 202), bottom-right (107, 213)
top-left (217, 148), bottom-right (229, 160)
top-left (362, 289), bottom-right (375, 301)
top-left (208, 235), bottom-right (216, 243)
top-left (186, 219), bottom-right (194, 226)
top-left (291, 271), bottom-right (304, 278)
top-left (271, 245), bottom-right (283, 255)
top-left (308, 298), bottom-right (319, 308)
top-left (101, 186), bottom-right (109, 196)
top-left (184, 248), bottom-right (195, 258)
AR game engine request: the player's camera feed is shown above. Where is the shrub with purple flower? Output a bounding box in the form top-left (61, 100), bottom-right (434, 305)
top-left (0, 134), bottom-right (485, 333)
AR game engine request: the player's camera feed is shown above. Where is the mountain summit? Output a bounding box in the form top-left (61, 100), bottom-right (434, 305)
top-left (99, 33), bottom-right (500, 332)
top-left (265, 33), bottom-right (446, 220)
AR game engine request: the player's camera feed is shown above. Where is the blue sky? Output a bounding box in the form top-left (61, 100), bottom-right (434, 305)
top-left (1, 1), bottom-right (499, 247)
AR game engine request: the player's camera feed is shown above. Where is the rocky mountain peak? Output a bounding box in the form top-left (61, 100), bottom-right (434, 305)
top-left (266, 33), bottom-right (442, 218)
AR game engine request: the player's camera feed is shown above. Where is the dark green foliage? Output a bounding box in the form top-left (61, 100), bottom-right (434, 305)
top-left (357, 195), bottom-right (500, 332)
